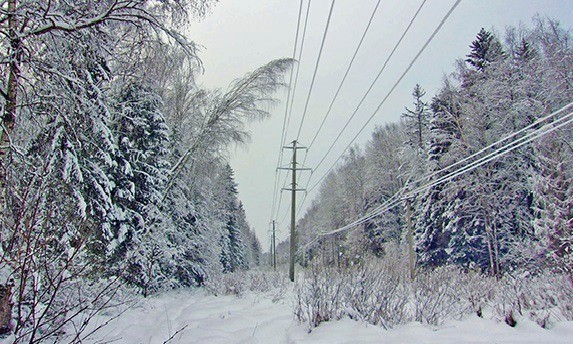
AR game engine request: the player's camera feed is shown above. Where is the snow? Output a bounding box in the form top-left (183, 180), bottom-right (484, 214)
top-left (84, 288), bottom-right (573, 344)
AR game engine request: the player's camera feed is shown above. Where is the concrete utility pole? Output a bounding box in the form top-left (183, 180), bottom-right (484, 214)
top-left (272, 220), bottom-right (277, 270)
top-left (405, 198), bottom-right (416, 281)
top-left (269, 236), bottom-right (273, 267)
top-left (277, 140), bottom-right (310, 282)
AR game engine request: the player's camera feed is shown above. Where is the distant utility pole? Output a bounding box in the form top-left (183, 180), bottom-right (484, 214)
top-left (278, 140), bottom-right (311, 282)
top-left (268, 223), bottom-right (274, 268)
top-left (405, 197), bottom-right (416, 281)
top-left (271, 220), bottom-right (277, 270)
top-left (269, 234), bottom-right (273, 267)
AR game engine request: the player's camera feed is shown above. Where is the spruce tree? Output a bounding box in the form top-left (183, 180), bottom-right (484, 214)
top-left (110, 82), bottom-right (171, 293)
top-left (466, 28), bottom-right (505, 71)
top-left (402, 84), bottom-right (430, 151)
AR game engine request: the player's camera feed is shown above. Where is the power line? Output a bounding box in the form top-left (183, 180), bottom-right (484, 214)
top-left (275, 165), bottom-right (292, 225)
top-left (293, 0), bottom-right (383, 218)
top-left (411, 109), bottom-right (573, 197)
top-left (298, 191), bottom-right (405, 254)
top-left (295, 0), bottom-right (336, 141)
top-left (284, 0), bottom-right (313, 146)
top-left (299, 102), bottom-right (573, 224)
top-left (293, 0), bottom-right (429, 217)
top-left (307, 0), bottom-right (383, 149)
top-left (270, 0), bottom-right (307, 222)
top-left (308, 0), bottom-right (461, 192)
top-left (410, 102), bottom-right (573, 188)
top-left (300, 105), bottom-right (573, 250)
top-left (308, 0), bottom-right (429, 177)
top-left (273, 0), bottom-right (312, 221)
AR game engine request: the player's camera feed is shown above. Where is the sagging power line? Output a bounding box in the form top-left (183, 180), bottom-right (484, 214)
top-left (298, 103), bottom-right (573, 255)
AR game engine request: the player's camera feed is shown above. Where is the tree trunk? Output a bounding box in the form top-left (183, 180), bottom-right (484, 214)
top-left (0, 0), bottom-right (21, 335)
top-left (0, 283), bottom-right (11, 335)
top-left (483, 212), bottom-right (496, 278)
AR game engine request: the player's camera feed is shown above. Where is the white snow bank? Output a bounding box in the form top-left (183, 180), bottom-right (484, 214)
top-left (84, 288), bottom-right (573, 343)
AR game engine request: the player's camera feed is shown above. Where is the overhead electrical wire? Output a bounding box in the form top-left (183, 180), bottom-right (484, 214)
top-left (297, 104), bottom-right (573, 252)
top-left (273, 0), bottom-right (313, 224)
top-left (295, 0), bottom-right (336, 141)
top-left (294, 0), bottom-right (384, 218)
top-left (299, 191), bottom-right (405, 253)
top-left (301, 101), bottom-right (573, 222)
top-left (301, 111), bottom-right (573, 253)
top-left (308, 0), bottom-right (429, 177)
top-left (410, 109), bottom-right (573, 198)
top-left (295, 0), bottom-right (432, 216)
top-left (277, 0), bottom-right (305, 157)
top-left (308, 0), bottom-right (461, 193)
top-left (368, 110), bottom-right (573, 229)
top-left (275, 156), bottom-right (294, 226)
top-left (270, 0), bottom-right (309, 223)
top-left (341, 109), bottom-right (573, 233)
top-left (410, 102), bottom-right (573, 188)
top-left (277, 0), bottom-right (334, 225)
top-left (307, 0), bottom-right (383, 149)
top-left (298, 102), bottom-right (573, 230)
top-left (285, 0), bottom-right (313, 143)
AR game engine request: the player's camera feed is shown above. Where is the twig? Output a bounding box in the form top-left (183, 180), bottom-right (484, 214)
top-left (162, 324), bottom-right (188, 344)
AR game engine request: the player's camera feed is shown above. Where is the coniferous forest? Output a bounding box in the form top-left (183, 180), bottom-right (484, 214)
top-left (0, 1), bottom-right (571, 342)
top-left (0, 1), bottom-right (288, 340)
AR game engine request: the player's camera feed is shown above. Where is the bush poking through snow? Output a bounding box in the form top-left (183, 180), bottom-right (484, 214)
top-left (204, 270), bottom-right (289, 298)
top-left (294, 249), bottom-right (573, 331)
top-left (294, 253), bottom-right (415, 332)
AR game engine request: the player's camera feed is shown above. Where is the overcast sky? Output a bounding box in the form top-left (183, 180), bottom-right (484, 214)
top-left (187, 0), bottom-right (573, 251)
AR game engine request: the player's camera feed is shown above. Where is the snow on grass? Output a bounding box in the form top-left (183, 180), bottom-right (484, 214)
top-left (83, 286), bottom-right (573, 344)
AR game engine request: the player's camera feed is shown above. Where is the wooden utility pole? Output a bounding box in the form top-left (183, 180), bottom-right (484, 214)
top-left (405, 198), bottom-right (416, 281)
top-left (278, 140), bottom-right (310, 282)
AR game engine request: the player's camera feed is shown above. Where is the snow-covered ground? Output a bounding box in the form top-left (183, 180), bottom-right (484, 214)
top-left (85, 288), bottom-right (573, 343)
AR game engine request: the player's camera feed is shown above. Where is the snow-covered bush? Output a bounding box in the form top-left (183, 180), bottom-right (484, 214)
top-left (294, 246), bottom-right (573, 332)
top-left (204, 270), bottom-right (289, 298)
top-left (413, 267), bottom-right (467, 325)
top-left (456, 269), bottom-right (495, 317)
top-left (344, 254), bottom-right (410, 329)
top-left (294, 248), bottom-right (414, 331)
top-left (555, 275), bottom-right (573, 321)
top-left (492, 272), bottom-right (573, 328)
top-left (294, 264), bottom-right (347, 329)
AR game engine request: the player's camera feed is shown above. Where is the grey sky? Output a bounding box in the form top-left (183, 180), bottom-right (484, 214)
top-left (187, 0), bottom-right (573, 251)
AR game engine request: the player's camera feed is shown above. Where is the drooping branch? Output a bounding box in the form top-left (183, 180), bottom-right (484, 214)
top-left (164, 58), bottom-right (294, 197)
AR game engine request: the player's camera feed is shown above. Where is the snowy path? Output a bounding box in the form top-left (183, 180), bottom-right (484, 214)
top-left (86, 289), bottom-right (573, 343)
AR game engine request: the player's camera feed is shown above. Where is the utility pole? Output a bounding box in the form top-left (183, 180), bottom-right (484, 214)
top-left (272, 220), bottom-right (277, 270)
top-left (405, 198), bottom-right (415, 281)
top-left (269, 240), bottom-right (273, 267)
top-left (278, 140), bottom-right (311, 282)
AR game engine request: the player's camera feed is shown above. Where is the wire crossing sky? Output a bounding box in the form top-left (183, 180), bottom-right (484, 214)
top-left (188, 0), bottom-right (573, 250)
top-left (270, 0), bottom-right (304, 226)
